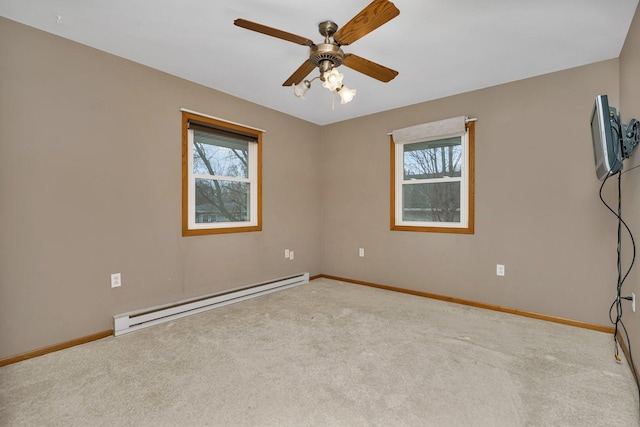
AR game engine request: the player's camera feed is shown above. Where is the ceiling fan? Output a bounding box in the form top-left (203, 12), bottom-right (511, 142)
top-left (234, 0), bottom-right (400, 103)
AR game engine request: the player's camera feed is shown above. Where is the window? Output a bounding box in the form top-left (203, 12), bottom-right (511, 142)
top-left (391, 117), bottom-right (474, 234)
top-left (182, 111), bottom-right (262, 236)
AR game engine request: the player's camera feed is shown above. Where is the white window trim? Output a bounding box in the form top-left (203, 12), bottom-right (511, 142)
top-left (393, 126), bottom-right (472, 231)
top-left (187, 129), bottom-right (258, 231)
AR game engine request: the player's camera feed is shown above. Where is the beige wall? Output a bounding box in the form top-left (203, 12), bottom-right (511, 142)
top-left (620, 4), bottom-right (640, 365)
top-left (0, 18), bottom-right (322, 359)
top-left (320, 59), bottom-right (621, 326)
top-left (2, 8), bottom-right (637, 360)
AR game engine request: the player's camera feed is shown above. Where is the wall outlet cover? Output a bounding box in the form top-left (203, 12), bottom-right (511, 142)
top-left (111, 273), bottom-right (121, 288)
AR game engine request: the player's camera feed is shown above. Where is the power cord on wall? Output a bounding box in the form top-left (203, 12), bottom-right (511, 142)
top-left (599, 172), bottom-right (640, 410)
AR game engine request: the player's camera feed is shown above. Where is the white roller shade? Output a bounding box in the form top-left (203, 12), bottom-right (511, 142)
top-left (392, 116), bottom-right (467, 144)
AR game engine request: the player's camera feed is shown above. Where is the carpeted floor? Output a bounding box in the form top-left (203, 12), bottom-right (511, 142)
top-left (1, 278), bottom-right (638, 426)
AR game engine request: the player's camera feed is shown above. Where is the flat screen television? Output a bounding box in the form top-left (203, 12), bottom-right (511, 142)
top-left (591, 94), bottom-right (622, 181)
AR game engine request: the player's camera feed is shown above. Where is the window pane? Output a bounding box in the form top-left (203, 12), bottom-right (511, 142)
top-left (402, 182), bottom-right (460, 223)
top-left (193, 130), bottom-right (249, 178)
top-left (195, 178), bottom-right (249, 223)
top-left (403, 137), bottom-right (462, 179)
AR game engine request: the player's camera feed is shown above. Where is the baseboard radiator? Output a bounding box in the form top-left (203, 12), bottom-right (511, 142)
top-left (113, 272), bottom-right (309, 336)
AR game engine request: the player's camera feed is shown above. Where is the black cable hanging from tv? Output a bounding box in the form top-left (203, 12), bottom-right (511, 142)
top-left (599, 172), bottom-right (640, 410)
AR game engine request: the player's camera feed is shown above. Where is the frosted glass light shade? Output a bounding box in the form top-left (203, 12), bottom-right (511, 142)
top-left (337, 85), bottom-right (356, 104)
top-left (293, 81), bottom-right (310, 98)
top-left (322, 68), bottom-right (343, 92)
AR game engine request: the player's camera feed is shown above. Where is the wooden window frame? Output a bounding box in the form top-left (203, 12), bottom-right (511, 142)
top-left (182, 111), bottom-right (262, 236)
top-left (390, 121), bottom-right (474, 234)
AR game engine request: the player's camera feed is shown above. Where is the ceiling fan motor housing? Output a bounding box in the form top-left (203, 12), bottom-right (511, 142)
top-left (310, 43), bottom-right (344, 74)
top-left (312, 21), bottom-right (343, 74)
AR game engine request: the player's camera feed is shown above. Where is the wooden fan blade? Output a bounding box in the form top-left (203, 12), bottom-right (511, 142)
top-left (333, 0), bottom-right (400, 46)
top-left (283, 60), bottom-right (317, 86)
top-left (234, 19), bottom-right (314, 46)
top-left (343, 53), bottom-right (398, 82)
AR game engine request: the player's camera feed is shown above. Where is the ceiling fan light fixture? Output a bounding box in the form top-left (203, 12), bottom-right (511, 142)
top-left (337, 84), bottom-right (356, 104)
top-left (322, 68), bottom-right (344, 92)
top-left (293, 80), bottom-right (311, 98)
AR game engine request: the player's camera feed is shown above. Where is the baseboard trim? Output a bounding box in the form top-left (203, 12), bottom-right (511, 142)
top-left (0, 275), bottom-right (622, 368)
top-left (316, 274), bottom-right (615, 334)
top-left (0, 330), bottom-right (113, 367)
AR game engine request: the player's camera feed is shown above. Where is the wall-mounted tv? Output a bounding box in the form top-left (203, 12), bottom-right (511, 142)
top-left (590, 95), bottom-right (623, 181)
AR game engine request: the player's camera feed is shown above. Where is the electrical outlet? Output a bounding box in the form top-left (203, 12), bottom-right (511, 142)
top-left (359, 248), bottom-right (365, 257)
top-left (289, 251), bottom-right (295, 260)
top-left (111, 273), bottom-right (121, 288)
top-left (496, 264), bottom-right (505, 277)
top-left (285, 249), bottom-right (290, 259)
top-left (633, 293), bottom-right (636, 313)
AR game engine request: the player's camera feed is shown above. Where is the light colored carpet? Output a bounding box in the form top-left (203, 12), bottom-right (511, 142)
top-left (1, 278), bottom-right (638, 426)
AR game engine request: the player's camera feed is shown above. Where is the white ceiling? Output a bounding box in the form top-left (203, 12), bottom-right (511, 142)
top-left (1, 0), bottom-right (638, 125)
